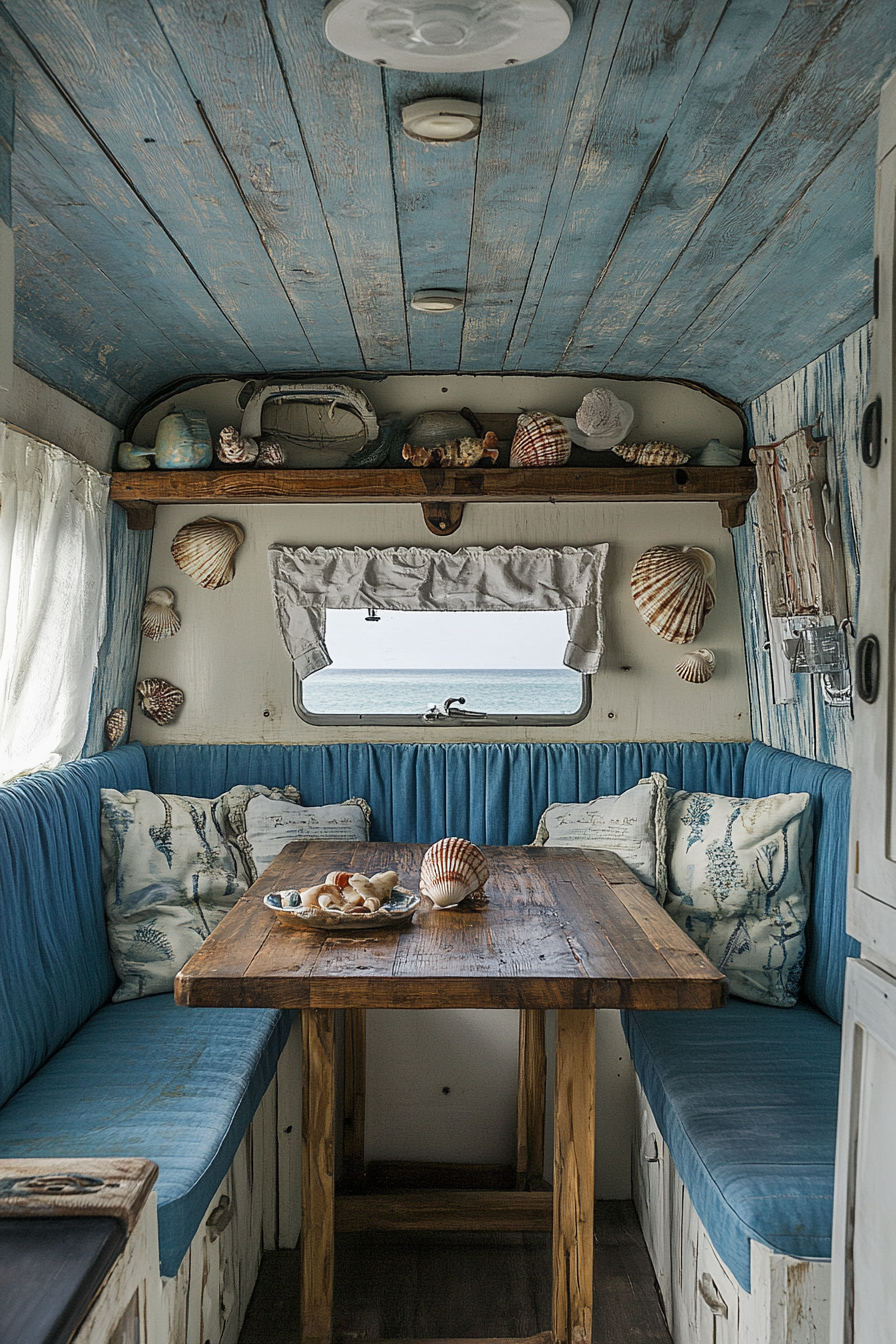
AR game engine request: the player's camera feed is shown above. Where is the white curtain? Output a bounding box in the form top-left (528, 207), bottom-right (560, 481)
top-left (269, 543), bottom-right (608, 678)
top-left (0, 423), bottom-right (109, 782)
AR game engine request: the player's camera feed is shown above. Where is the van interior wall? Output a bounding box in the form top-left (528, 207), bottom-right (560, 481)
top-left (0, 363), bottom-right (120, 470)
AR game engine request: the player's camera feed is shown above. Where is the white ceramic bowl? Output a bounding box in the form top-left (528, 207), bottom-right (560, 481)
top-left (263, 886), bottom-right (420, 932)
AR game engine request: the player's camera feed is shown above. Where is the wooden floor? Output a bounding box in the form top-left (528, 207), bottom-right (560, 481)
top-left (239, 1201), bottom-right (671, 1344)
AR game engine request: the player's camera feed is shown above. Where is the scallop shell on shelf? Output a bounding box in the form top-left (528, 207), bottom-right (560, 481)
top-left (674, 648), bottom-right (716, 683)
top-left (612, 441), bottom-right (690, 466)
top-left (216, 425), bottom-right (259, 465)
top-left (509, 412), bottom-right (571, 468)
top-left (631, 546), bottom-right (716, 645)
top-left (419, 837), bottom-right (490, 909)
top-left (256, 438), bottom-right (285, 467)
top-left (171, 517), bottom-right (245, 589)
top-left (141, 587), bottom-right (181, 640)
top-left (104, 708), bottom-right (128, 746)
top-left (136, 678), bottom-right (185, 725)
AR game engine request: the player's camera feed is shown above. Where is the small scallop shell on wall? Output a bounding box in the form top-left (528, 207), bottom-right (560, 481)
top-left (141, 587), bottom-right (181, 640)
top-left (631, 546), bottom-right (716, 645)
top-left (104, 708), bottom-right (128, 746)
top-left (674, 648), bottom-right (716, 683)
top-left (509, 413), bottom-right (572, 467)
top-left (420, 837), bottom-right (490, 909)
top-left (136, 678), bottom-right (185, 725)
top-left (171, 517), bottom-right (245, 589)
top-left (612, 441), bottom-right (690, 466)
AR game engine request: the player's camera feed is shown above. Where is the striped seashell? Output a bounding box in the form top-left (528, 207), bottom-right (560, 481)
top-left (141, 587), bottom-right (181, 640)
top-left (509, 412), bottom-right (571, 468)
top-left (136, 678), bottom-right (185, 725)
top-left (674, 648), bottom-right (716, 683)
top-left (612, 441), bottom-right (690, 466)
top-left (171, 517), bottom-right (245, 589)
top-left (256, 438), bottom-right (285, 467)
top-left (631, 546), bottom-right (716, 645)
top-left (420, 837), bottom-right (489, 909)
top-left (104, 708), bottom-right (128, 746)
top-left (216, 425), bottom-right (259, 465)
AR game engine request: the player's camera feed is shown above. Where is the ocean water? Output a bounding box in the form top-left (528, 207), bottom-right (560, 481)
top-left (300, 667), bottom-right (584, 717)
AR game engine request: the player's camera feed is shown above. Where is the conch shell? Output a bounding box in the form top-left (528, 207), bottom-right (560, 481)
top-left (420, 837), bottom-right (489, 909)
top-left (674, 648), bottom-right (716, 683)
top-left (575, 388), bottom-right (635, 446)
top-left (509, 413), bottom-right (571, 468)
top-left (136, 678), bottom-right (185, 725)
top-left (612, 441), bottom-right (690, 466)
top-left (631, 546), bottom-right (716, 645)
top-left (141, 587), bottom-right (181, 640)
top-left (216, 425), bottom-right (259, 465)
top-left (171, 517), bottom-right (244, 589)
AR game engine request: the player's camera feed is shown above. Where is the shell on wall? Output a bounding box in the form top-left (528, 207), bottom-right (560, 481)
top-left (217, 425), bottom-right (260, 465)
top-left (104, 708), bottom-right (128, 745)
top-left (674, 648), bottom-right (716, 683)
top-left (612, 441), bottom-right (690, 466)
top-left (509, 413), bottom-right (571, 468)
top-left (419, 837), bottom-right (490, 909)
top-left (136, 678), bottom-right (185, 725)
top-left (171, 517), bottom-right (245, 589)
top-left (631, 546), bottom-right (717, 645)
top-left (141, 587), bottom-right (181, 640)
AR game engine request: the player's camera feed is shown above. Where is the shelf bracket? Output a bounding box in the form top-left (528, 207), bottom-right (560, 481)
top-left (121, 500), bottom-right (157, 531)
top-left (719, 497), bottom-right (749, 529)
top-left (421, 501), bottom-right (465, 536)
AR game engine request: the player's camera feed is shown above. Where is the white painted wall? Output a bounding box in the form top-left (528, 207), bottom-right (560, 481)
top-left (0, 364), bottom-right (120, 470)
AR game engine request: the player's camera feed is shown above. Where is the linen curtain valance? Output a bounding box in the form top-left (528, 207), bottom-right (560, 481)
top-left (268, 543), bottom-right (608, 679)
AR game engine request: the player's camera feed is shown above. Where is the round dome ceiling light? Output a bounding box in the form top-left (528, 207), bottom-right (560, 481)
top-left (411, 290), bottom-right (465, 312)
top-left (402, 98), bottom-right (482, 142)
top-left (323, 0), bottom-right (573, 72)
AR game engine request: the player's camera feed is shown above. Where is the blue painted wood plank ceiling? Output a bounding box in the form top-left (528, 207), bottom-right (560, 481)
top-left (0, 0), bottom-right (893, 425)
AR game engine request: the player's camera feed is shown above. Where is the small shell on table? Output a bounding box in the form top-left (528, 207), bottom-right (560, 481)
top-left (136, 678), bottom-right (185, 725)
top-left (256, 438), bottom-right (285, 467)
top-left (216, 425), bottom-right (259, 465)
top-left (612, 441), bottom-right (690, 466)
top-left (631, 546), bottom-right (716, 645)
top-left (509, 413), bottom-right (571, 468)
top-left (171, 517), bottom-right (244, 589)
top-left (420, 837), bottom-right (489, 909)
top-left (104, 708), bottom-right (128, 746)
top-left (675, 648), bottom-right (716, 683)
top-left (141, 587), bottom-right (181, 640)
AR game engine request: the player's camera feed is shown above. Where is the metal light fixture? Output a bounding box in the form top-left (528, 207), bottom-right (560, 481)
top-left (410, 289), bottom-right (464, 312)
top-left (402, 98), bottom-right (481, 142)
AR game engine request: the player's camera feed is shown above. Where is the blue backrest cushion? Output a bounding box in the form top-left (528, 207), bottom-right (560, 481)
top-left (0, 745), bottom-right (151, 1105)
top-left (145, 741), bottom-right (748, 848)
top-left (744, 741), bottom-right (856, 1023)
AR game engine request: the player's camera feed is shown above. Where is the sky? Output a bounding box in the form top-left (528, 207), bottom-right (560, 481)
top-left (321, 608), bottom-right (571, 669)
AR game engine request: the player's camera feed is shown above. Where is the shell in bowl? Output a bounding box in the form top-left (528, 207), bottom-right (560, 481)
top-left (420, 837), bottom-right (489, 909)
top-left (264, 886), bottom-right (420, 932)
top-left (141, 587), bottom-right (181, 640)
top-left (171, 517), bottom-right (244, 589)
top-left (509, 413), bottom-right (571, 468)
top-left (631, 545), bottom-right (716, 645)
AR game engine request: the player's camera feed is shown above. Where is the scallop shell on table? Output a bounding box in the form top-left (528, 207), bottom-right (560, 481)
top-left (631, 546), bottom-right (716, 645)
top-left (216, 425), bottom-right (259, 465)
top-left (675, 648), bottom-right (716, 683)
top-left (509, 412), bottom-right (571, 468)
top-left (171, 517), bottom-right (245, 589)
top-left (104, 708), bottom-right (128, 746)
top-left (420, 837), bottom-right (490, 909)
top-left (136, 678), bottom-right (185, 725)
top-left (612, 441), bottom-right (690, 466)
top-left (141, 587), bottom-right (181, 640)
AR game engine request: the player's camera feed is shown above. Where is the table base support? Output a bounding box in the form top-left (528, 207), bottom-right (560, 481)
top-left (552, 1010), bottom-right (595, 1344)
top-left (302, 1008), bottom-right (336, 1344)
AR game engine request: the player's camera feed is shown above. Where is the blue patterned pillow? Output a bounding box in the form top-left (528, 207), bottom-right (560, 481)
top-left (664, 790), bottom-right (813, 1007)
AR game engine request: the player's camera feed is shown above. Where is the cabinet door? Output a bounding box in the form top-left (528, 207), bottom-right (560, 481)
top-left (694, 1226), bottom-right (739, 1344)
top-left (634, 1086), bottom-right (673, 1318)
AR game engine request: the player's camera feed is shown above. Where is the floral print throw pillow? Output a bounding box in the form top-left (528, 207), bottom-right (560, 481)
top-left (664, 790), bottom-right (813, 1007)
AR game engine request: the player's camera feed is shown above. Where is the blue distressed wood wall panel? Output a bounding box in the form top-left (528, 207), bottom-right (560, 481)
top-left (732, 325), bottom-right (870, 769)
top-left (83, 502), bottom-right (153, 757)
top-left (0, 47), bottom-right (11, 228)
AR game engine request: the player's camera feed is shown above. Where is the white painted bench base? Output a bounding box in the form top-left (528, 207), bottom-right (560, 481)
top-left (633, 1079), bottom-right (830, 1344)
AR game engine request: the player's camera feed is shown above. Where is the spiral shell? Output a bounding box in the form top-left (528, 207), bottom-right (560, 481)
top-left (171, 517), bottom-right (245, 589)
top-left (509, 413), bottom-right (571, 468)
top-left (256, 438), bottom-right (285, 467)
top-left (216, 425), bottom-right (259, 465)
top-left (104, 708), bottom-right (128, 746)
top-left (631, 546), bottom-right (716, 645)
top-left (674, 648), bottom-right (716, 683)
top-left (420, 837), bottom-right (489, 909)
top-left (612, 441), bottom-right (690, 466)
top-left (136, 678), bottom-right (185, 725)
top-left (575, 388), bottom-right (634, 446)
top-left (141, 587), bottom-right (181, 640)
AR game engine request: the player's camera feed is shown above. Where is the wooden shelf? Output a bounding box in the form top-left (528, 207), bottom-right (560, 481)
top-left (110, 464), bottom-right (756, 534)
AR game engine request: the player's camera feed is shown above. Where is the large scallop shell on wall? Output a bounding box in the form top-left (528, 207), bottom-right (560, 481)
top-left (420, 837), bottom-right (489, 909)
top-left (171, 517), bottom-right (245, 589)
top-left (674, 648), bottom-right (716, 683)
top-left (141, 587), bottom-right (181, 640)
top-left (631, 546), bottom-right (716, 645)
top-left (509, 412), bottom-right (571, 467)
top-left (136, 678), bottom-right (185, 725)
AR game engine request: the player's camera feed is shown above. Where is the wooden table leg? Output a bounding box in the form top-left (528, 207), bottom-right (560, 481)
top-left (302, 1008), bottom-right (336, 1344)
top-left (342, 1008), bottom-right (366, 1187)
top-left (517, 1008), bottom-right (547, 1190)
top-left (552, 1010), bottom-right (595, 1344)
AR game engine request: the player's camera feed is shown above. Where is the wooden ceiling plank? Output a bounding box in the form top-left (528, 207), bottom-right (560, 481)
top-left (149, 0), bottom-right (364, 371)
top-left (262, 0), bottom-right (410, 372)
top-left (385, 71), bottom-right (481, 372)
top-left (503, 0), bottom-right (727, 374)
top-left (14, 316), bottom-right (139, 426)
top-left (0, 17), bottom-right (265, 376)
top-left (601, 0), bottom-right (893, 379)
top-left (1, 0), bottom-right (319, 368)
top-left (558, 0), bottom-right (843, 370)
top-left (457, 0), bottom-right (602, 373)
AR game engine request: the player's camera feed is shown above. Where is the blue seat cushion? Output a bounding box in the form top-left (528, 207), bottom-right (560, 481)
top-left (622, 999), bottom-right (840, 1290)
top-left (0, 996), bottom-right (294, 1277)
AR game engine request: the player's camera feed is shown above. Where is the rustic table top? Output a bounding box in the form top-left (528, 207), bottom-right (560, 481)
top-left (174, 842), bottom-right (727, 1012)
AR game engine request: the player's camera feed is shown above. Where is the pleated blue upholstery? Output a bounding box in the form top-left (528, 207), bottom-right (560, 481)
top-left (0, 745), bottom-right (151, 1106)
top-left (623, 1001), bottom-right (841, 1290)
top-left (0, 996), bottom-right (293, 1277)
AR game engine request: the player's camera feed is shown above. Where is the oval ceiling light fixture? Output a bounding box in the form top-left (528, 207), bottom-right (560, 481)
top-left (323, 0), bottom-right (573, 72)
top-left (402, 98), bottom-right (481, 142)
top-left (411, 289), bottom-right (465, 312)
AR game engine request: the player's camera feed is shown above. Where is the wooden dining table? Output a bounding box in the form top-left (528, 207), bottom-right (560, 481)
top-left (176, 841), bottom-right (726, 1344)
